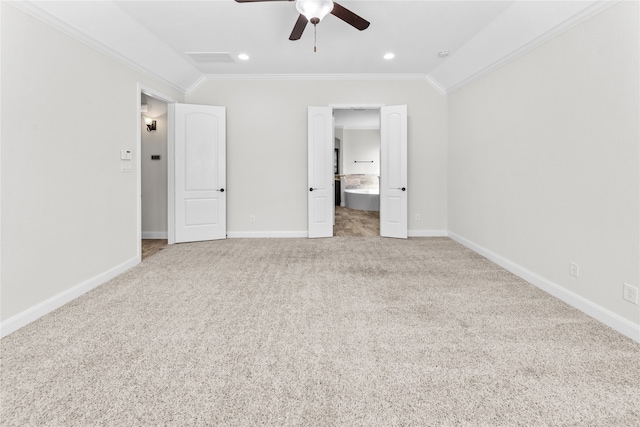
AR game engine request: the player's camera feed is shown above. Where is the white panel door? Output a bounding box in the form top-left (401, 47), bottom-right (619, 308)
top-left (308, 106), bottom-right (334, 238)
top-left (380, 105), bottom-right (408, 239)
top-left (172, 103), bottom-right (226, 243)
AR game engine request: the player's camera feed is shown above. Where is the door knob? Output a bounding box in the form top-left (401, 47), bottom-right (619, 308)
top-left (397, 187), bottom-right (406, 191)
top-left (309, 187), bottom-right (318, 192)
top-left (216, 188), bottom-right (225, 192)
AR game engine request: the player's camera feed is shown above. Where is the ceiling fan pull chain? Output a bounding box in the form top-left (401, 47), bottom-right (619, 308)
top-left (314, 24), bottom-right (317, 52)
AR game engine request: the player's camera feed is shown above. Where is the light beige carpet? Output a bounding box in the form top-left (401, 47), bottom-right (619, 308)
top-left (1, 237), bottom-right (639, 426)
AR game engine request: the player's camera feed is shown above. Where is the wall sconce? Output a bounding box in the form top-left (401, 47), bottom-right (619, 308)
top-left (144, 117), bottom-right (157, 132)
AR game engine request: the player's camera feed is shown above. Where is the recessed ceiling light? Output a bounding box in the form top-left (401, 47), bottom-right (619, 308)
top-left (383, 52), bottom-right (395, 60)
top-left (438, 50), bottom-right (449, 58)
top-left (238, 53), bottom-right (250, 61)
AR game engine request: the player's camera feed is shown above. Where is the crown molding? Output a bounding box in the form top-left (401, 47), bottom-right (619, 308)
top-left (10, 0), bottom-right (616, 99)
top-left (199, 73), bottom-right (430, 81)
top-left (8, 1), bottom-right (188, 94)
top-left (188, 73), bottom-right (448, 95)
top-left (446, 0), bottom-right (620, 94)
top-left (185, 75), bottom-right (209, 95)
top-left (424, 75), bottom-right (448, 95)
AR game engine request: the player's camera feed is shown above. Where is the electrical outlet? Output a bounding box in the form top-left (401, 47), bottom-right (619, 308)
top-left (415, 214), bottom-right (421, 221)
top-left (249, 215), bottom-right (255, 223)
top-left (623, 283), bottom-right (638, 304)
top-left (570, 263), bottom-right (579, 278)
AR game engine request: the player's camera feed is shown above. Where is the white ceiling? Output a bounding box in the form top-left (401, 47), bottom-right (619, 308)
top-left (16, 0), bottom-right (616, 94)
top-left (141, 93), bottom-right (168, 118)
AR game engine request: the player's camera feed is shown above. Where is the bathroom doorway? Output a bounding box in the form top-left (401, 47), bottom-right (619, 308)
top-left (307, 104), bottom-right (407, 239)
top-left (333, 108), bottom-right (381, 237)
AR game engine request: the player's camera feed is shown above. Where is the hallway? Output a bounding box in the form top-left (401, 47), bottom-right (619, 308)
top-left (142, 239), bottom-right (168, 260)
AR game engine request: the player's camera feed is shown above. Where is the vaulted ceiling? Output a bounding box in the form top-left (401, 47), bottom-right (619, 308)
top-left (15, 1), bottom-right (615, 94)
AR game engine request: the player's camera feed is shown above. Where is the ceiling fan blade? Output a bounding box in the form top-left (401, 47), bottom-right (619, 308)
top-left (289, 14), bottom-right (308, 41)
top-left (331, 2), bottom-right (370, 31)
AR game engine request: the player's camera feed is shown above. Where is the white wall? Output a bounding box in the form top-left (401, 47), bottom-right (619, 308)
top-left (342, 129), bottom-right (380, 176)
top-left (1, 3), bottom-right (183, 324)
top-left (141, 111), bottom-right (168, 238)
top-left (448, 1), bottom-right (639, 330)
top-left (186, 79), bottom-right (448, 237)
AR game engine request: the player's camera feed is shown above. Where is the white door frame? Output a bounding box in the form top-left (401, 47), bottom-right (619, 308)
top-left (136, 84), bottom-right (177, 259)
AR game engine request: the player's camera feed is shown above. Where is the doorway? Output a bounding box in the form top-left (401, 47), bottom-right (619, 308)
top-left (307, 104), bottom-right (407, 239)
top-left (333, 108), bottom-right (381, 237)
top-left (140, 93), bottom-right (168, 258)
top-left (137, 85), bottom-right (175, 260)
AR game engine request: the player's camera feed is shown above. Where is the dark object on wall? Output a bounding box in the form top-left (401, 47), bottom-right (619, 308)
top-left (145, 118), bottom-right (157, 132)
top-left (151, 155), bottom-right (161, 160)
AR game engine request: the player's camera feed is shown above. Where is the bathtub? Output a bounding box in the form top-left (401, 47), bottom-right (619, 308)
top-left (344, 188), bottom-right (380, 212)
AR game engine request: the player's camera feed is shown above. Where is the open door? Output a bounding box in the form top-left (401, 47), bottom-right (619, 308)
top-left (380, 105), bottom-right (408, 239)
top-left (307, 106), bottom-right (334, 238)
top-left (169, 103), bottom-right (226, 243)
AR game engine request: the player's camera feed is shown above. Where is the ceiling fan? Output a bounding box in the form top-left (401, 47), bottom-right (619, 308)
top-left (235, 0), bottom-right (370, 51)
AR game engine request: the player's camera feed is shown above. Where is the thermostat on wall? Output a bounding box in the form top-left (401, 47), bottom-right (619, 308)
top-left (120, 149), bottom-right (133, 160)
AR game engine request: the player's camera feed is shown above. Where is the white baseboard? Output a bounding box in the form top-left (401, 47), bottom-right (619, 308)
top-left (229, 230), bottom-right (449, 238)
top-left (448, 232), bottom-right (640, 344)
top-left (228, 230), bottom-right (448, 239)
top-left (142, 231), bottom-right (168, 239)
top-left (0, 256), bottom-right (140, 338)
top-left (227, 231), bottom-right (308, 239)
top-left (408, 229), bottom-right (448, 237)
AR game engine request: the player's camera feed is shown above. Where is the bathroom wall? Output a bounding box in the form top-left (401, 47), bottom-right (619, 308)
top-left (342, 129), bottom-right (380, 176)
top-left (343, 174), bottom-right (379, 191)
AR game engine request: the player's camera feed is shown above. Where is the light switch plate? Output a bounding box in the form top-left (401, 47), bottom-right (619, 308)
top-left (121, 149), bottom-right (133, 160)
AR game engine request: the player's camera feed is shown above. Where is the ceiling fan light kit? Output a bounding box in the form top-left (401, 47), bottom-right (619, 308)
top-left (296, 0), bottom-right (333, 23)
top-left (235, 0), bottom-right (370, 52)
